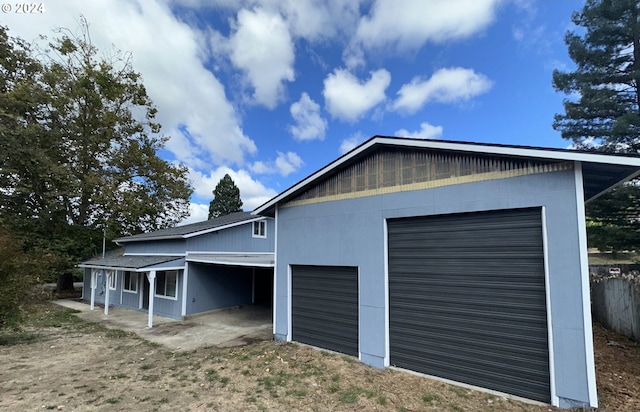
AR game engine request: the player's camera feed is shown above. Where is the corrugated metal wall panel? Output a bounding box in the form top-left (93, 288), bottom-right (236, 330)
top-left (291, 265), bottom-right (358, 356)
top-left (388, 208), bottom-right (550, 403)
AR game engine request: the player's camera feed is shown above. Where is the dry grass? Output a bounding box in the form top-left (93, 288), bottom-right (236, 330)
top-left (0, 300), bottom-right (637, 411)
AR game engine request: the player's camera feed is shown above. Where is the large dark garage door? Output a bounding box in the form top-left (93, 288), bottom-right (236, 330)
top-left (291, 265), bottom-right (358, 356)
top-left (388, 207), bottom-right (550, 403)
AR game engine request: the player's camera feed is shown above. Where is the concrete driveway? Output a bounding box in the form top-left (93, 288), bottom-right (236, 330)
top-left (54, 299), bottom-right (273, 352)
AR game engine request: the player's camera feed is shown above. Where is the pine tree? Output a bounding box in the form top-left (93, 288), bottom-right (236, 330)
top-left (553, 0), bottom-right (640, 152)
top-left (553, 0), bottom-right (640, 253)
top-left (209, 174), bottom-right (243, 219)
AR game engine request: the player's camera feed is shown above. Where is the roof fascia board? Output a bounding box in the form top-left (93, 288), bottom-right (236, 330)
top-left (185, 251), bottom-right (274, 256)
top-left (253, 136), bottom-right (640, 215)
top-left (185, 258), bottom-right (274, 267)
top-left (380, 137), bottom-right (640, 166)
top-left (123, 252), bottom-right (185, 257)
top-left (77, 263), bottom-right (184, 272)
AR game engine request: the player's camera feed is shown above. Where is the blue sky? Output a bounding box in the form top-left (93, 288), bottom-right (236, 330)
top-left (5, 0), bottom-right (585, 223)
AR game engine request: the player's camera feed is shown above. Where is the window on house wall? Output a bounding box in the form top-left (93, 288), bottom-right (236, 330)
top-left (123, 271), bottom-right (138, 293)
top-left (107, 270), bottom-right (116, 290)
top-left (155, 270), bottom-right (178, 299)
top-left (253, 220), bottom-right (266, 238)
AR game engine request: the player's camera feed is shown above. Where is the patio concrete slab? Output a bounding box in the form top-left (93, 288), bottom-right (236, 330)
top-left (53, 299), bottom-right (273, 352)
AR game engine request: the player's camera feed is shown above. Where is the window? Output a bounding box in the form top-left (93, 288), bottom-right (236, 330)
top-left (123, 271), bottom-right (138, 293)
top-left (253, 220), bottom-right (266, 238)
top-left (107, 270), bottom-right (116, 290)
top-left (155, 270), bottom-right (178, 299)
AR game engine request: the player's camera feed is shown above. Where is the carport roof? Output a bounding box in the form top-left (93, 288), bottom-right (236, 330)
top-left (186, 252), bottom-right (275, 267)
top-left (78, 253), bottom-right (184, 271)
top-left (253, 136), bottom-right (640, 216)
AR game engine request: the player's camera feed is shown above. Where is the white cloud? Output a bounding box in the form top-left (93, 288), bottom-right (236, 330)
top-left (180, 203), bottom-right (210, 226)
top-left (323, 68), bottom-right (391, 122)
top-left (189, 167), bottom-right (277, 212)
top-left (229, 7), bottom-right (295, 109)
top-left (275, 151), bottom-right (303, 176)
top-left (4, 0), bottom-right (256, 170)
top-left (395, 122), bottom-right (443, 140)
top-left (352, 0), bottom-right (501, 52)
top-left (339, 132), bottom-right (366, 154)
top-left (251, 151), bottom-right (303, 176)
top-left (391, 67), bottom-right (492, 114)
top-left (289, 93), bottom-right (328, 141)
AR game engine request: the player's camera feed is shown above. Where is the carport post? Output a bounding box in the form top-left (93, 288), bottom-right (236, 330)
top-left (90, 270), bottom-right (96, 311)
top-left (147, 270), bottom-right (156, 328)
top-left (104, 270), bottom-right (111, 315)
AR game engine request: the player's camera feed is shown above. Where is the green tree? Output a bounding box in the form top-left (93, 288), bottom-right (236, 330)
top-left (553, 0), bottom-right (640, 151)
top-left (586, 184), bottom-right (640, 253)
top-left (0, 228), bottom-right (50, 329)
top-left (0, 20), bottom-right (193, 270)
top-left (553, 0), bottom-right (640, 253)
top-left (208, 174), bottom-right (243, 219)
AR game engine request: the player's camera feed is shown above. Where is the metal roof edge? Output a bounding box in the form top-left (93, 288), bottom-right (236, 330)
top-left (253, 136), bottom-right (640, 214)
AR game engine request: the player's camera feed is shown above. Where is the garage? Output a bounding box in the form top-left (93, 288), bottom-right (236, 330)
top-left (291, 265), bottom-right (358, 356)
top-left (387, 207), bottom-right (550, 403)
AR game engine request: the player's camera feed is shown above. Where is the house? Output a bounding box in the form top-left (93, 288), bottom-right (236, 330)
top-left (79, 212), bottom-right (274, 327)
top-left (253, 136), bottom-right (640, 409)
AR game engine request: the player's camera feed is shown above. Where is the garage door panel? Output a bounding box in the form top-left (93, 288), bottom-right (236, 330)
top-left (388, 208), bottom-right (550, 403)
top-left (292, 265), bottom-right (358, 357)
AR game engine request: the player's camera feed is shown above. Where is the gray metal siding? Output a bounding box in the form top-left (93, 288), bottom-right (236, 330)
top-left (388, 208), bottom-right (550, 403)
top-left (185, 263), bottom-right (254, 315)
top-left (275, 170), bottom-right (595, 406)
top-left (291, 266), bottom-right (358, 356)
top-left (82, 269), bottom-right (91, 300)
top-left (185, 220), bottom-right (274, 252)
top-left (124, 239), bottom-right (186, 255)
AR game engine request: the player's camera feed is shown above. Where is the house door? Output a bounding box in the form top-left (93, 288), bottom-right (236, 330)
top-left (143, 274), bottom-right (150, 310)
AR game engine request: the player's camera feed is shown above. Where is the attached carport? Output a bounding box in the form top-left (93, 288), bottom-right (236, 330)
top-left (183, 252), bottom-right (275, 317)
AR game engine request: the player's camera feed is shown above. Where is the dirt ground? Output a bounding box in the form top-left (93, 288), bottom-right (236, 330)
top-left (0, 301), bottom-right (638, 411)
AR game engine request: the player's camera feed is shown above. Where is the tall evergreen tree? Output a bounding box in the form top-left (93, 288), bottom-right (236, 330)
top-left (553, 0), bottom-right (640, 152)
top-left (208, 174), bottom-right (243, 219)
top-left (553, 0), bottom-right (640, 253)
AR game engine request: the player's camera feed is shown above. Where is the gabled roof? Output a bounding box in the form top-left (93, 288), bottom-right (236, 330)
top-left (115, 211), bottom-right (263, 243)
top-left (253, 136), bottom-right (640, 216)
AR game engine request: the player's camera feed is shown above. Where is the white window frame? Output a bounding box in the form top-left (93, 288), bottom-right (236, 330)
top-left (107, 270), bottom-right (116, 290)
top-left (123, 271), bottom-right (138, 293)
top-left (253, 220), bottom-right (267, 238)
top-left (154, 270), bottom-right (179, 300)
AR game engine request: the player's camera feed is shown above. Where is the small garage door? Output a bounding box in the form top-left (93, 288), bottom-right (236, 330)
top-left (388, 207), bottom-right (550, 403)
top-left (291, 265), bottom-right (358, 356)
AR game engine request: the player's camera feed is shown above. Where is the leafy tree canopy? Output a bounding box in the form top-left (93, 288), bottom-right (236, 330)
top-left (209, 174), bottom-right (243, 219)
top-left (0, 19), bottom-right (193, 271)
